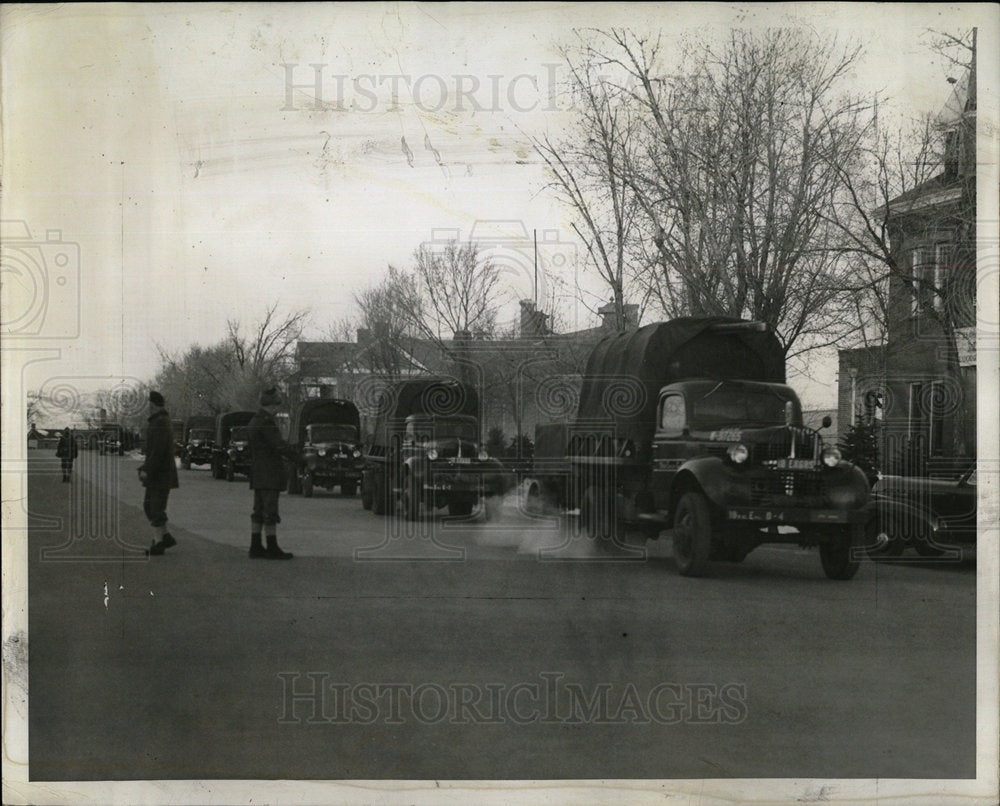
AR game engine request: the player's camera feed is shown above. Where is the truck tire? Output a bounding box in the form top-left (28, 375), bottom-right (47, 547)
top-left (372, 473), bottom-right (387, 515)
top-left (672, 492), bottom-right (713, 577)
top-left (302, 473), bottom-right (314, 498)
top-left (819, 527), bottom-right (862, 580)
top-left (181, 456), bottom-right (191, 470)
top-left (225, 461), bottom-right (235, 482)
top-left (341, 482), bottom-right (357, 497)
top-left (360, 476), bottom-right (373, 510)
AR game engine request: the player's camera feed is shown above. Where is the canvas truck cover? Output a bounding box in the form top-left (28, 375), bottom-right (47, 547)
top-left (370, 378), bottom-right (479, 448)
top-left (290, 398), bottom-right (361, 445)
top-left (184, 415), bottom-right (215, 438)
top-left (215, 410), bottom-right (255, 447)
top-left (576, 317), bottom-right (785, 445)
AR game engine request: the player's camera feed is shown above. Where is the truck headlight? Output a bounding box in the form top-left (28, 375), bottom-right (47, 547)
top-left (427, 448), bottom-right (438, 461)
top-left (317, 449), bottom-right (327, 457)
top-left (353, 449), bottom-right (361, 458)
top-left (727, 443), bottom-right (749, 464)
top-left (478, 450), bottom-right (489, 461)
top-left (821, 446), bottom-right (842, 468)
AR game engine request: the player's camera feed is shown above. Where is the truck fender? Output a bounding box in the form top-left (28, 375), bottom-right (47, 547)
top-left (667, 457), bottom-right (730, 518)
top-left (867, 493), bottom-right (938, 541)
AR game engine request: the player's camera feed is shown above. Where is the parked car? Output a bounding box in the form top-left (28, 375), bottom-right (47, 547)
top-left (865, 464), bottom-right (977, 557)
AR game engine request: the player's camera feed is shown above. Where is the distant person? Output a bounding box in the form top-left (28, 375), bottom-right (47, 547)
top-left (140, 391), bottom-right (179, 556)
top-left (55, 428), bottom-right (78, 482)
top-left (247, 387), bottom-right (296, 559)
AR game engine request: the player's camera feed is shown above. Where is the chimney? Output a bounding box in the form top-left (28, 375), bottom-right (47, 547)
top-left (519, 299), bottom-right (550, 337)
top-left (598, 301), bottom-right (639, 331)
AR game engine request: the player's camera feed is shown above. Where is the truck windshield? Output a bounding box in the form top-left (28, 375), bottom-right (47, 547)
top-left (405, 415), bottom-right (478, 442)
top-left (189, 429), bottom-right (213, 441)
top-left (691, 386), bottom-right (798, 429)
top-left (230, 427), bottom-right (249, 442)
top-left (307, 423), bottom-right (358, 443)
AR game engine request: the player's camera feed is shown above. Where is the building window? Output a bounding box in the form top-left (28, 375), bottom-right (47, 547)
top-left (910, 248), bottom-right (925, 318)
top-left (932, 243), bottom-right (949, 313)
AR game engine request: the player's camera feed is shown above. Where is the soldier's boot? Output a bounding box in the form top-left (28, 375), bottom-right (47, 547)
top-left (265, 534), bottom-right (293, 560)
top-left (147, 533), bottom-right (176, 556)
top-left (249, 533), bottom-right (267, 559)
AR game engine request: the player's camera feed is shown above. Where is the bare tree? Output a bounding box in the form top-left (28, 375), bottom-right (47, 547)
top-left (223, 304), bottom-right (309, 406)
top-left (556, 28), bottom-right (873, 358)
top-left (410, 240), bottom-right (504, 339)
top-left (353, 265), bottom-right (424, 378)
top-left (533, 37), bottom-right (645, 331)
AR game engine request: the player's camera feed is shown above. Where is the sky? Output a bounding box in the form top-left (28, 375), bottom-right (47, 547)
top-left (2, 2), bottom-right (994, 415)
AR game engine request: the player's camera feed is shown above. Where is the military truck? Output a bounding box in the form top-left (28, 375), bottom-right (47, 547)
top-left (98, 423), bottom-right (124, 456)
top-left (527, 318), bottom-right (870, 579)
top-left (360, 378), bottom-right (509, 519)
top-left (211, 410), bottom-right (255, 481)
top-left (286, 398), bottom-right (364, 497)
top-left (180, 416), bottom-right (216, 469)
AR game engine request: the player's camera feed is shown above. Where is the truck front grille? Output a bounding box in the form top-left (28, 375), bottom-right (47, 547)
top-left (749, 470), bottom-right (823, 504)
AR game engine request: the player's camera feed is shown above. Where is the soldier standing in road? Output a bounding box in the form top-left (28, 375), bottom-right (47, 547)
top-left (247, 387), bottom-right (296, 560)
top-left (141, 390), bottom-right (179, 556)
top-left (55, 427), bottom-right (78, 482)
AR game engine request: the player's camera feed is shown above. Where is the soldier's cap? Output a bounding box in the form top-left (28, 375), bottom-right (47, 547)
top-left (148, 390), bottom-right (165, 407)
top-left (260, 387), bottom-right (282, 406)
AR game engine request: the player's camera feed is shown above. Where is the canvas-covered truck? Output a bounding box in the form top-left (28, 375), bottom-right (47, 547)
top-left (527, 317), bottom-right (870, 579)
top-left (180, 415), bottom-right (216, 469)
top-left (360, 377), bottom-right (509, 519)
top-left (211, 410), bottom-right (255, 481)
top-left (286, 398), bottom-right (364, 497)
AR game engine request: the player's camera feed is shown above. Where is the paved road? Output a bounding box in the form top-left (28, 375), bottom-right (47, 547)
top-left (26, 450), bottom-right (977, 781)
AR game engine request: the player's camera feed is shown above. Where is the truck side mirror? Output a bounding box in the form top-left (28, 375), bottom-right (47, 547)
top-left (821, 415), bottom-right (832, 429)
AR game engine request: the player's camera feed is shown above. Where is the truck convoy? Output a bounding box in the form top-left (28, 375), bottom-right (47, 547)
top-left (360, 378), bottom-right (509, 519)
top-left (527, 317), bottom-right (870, 579)
top-left (287, 398), bottom-right (365, 497)
top-left (211, 410), bottom-right (255, 481)
top-left (180, 416), bottom-right (216, 469)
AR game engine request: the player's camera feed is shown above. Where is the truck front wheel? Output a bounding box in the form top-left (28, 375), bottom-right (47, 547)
top-left (302, 473), bottom-right (314, 498)
top-left (819, 527), bottom-right (862, 580)
top-left (360, 476), bottom-right (373, 510)
top-left (672, 492), bottom-right (713, 577)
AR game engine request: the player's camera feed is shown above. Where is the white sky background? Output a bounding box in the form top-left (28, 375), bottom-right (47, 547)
top-left (0, 2), bottom-right (990, 409)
